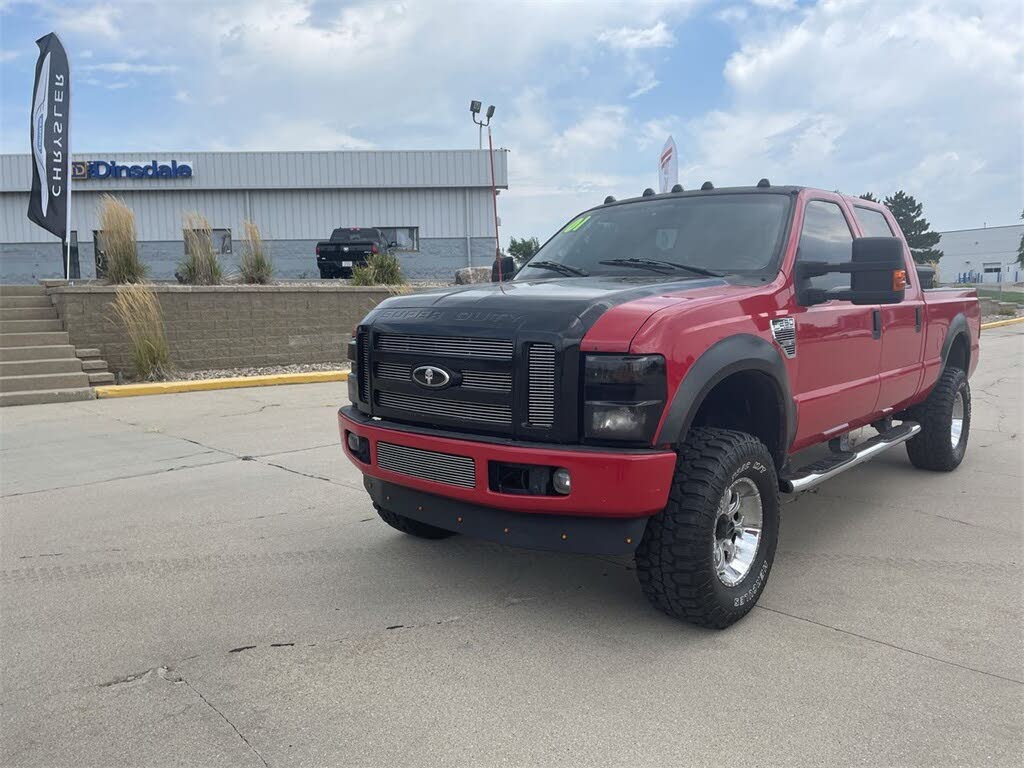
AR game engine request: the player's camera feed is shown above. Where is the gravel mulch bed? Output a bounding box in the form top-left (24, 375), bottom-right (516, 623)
top-left (982, 310), bottom-right (1023, 324)
top-left (175, 362), bottom-right (351, 381)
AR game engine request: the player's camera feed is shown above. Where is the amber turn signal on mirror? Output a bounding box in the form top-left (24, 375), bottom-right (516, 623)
top-left (893, 269), bottom-right (907, 290)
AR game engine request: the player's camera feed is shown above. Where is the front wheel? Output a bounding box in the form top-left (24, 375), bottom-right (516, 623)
top-left (906, 367), bottom-right (971, 471)
top-left (635, 427), bottom-right (779, 629)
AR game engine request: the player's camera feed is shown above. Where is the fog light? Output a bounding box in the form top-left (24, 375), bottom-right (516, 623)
top-left (552, 468), bottom-right (571, 495)
top-left (345, 431), bottom-right (370, 463)
top-left (347, 432), bottom-right (361, 452)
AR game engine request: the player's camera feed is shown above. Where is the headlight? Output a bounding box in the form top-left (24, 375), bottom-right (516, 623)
top-left (583, 354), bottom-right (666, 443)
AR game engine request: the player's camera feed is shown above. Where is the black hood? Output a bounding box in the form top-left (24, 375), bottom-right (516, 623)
top-left (365, 275), bottom-right (727, 336)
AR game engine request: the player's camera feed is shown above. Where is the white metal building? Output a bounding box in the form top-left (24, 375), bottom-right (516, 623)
top-left (0, 149), bottom-right (508, 282)
top-left (937, 224), bottom-right (1023, 284)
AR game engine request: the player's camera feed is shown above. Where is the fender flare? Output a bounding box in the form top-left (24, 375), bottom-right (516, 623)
top-left (654, 334), bottom-right (796, 463)
top-left (939, 312), bottom-right (971, 371)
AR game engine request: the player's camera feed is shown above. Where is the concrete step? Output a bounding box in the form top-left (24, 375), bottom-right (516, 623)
top-left (0, 319), bottom-right (64, 333)
top-left (0, 285), bottom-right (47, 296)
top-left (0, 387), bottom-right (96, 407)
top-left (80, 359), bottom-right (108, 372)
top-left (0, 295), bottom-right (52, 309)
top-left (0, 358), bottom-right (84, 376)
top-left (0, 331), bottom-right (70, 347)
top-left (0, 344), bottom-right (76, 361)
top-left (0, 371), bottom-right (92, 393)
top-left (76, 348), bottom-right (101, 359)
top-left (87, 371), bottom-right (115, 385)
top-left (0, 306), bottom-right (58, 320)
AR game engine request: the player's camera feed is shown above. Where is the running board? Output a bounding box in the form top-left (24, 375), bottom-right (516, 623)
top-left (780, 421), bottom-right (921, 494)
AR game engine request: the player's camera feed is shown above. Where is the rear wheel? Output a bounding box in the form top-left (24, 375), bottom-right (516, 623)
top-left (906, 366), bottom-right (971, 471)
top-left (635, 427), bottom-right (779, 629)
top-left (375, 504), bottom-right (457, 540)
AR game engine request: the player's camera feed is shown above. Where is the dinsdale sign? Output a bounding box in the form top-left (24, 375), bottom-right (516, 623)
top-left (72, 159), bottom-right (193, 180)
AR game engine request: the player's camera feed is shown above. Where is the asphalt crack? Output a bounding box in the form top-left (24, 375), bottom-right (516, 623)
top-left (181, 675), bottom-right (270, 768)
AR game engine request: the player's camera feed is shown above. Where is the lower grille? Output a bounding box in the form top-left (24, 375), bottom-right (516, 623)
top-left (358, 330), bottom-right (370, 400)
top-left (377, 391), bottom-right (512, 426)
top-left (375, 441), bottom-right (476, 488)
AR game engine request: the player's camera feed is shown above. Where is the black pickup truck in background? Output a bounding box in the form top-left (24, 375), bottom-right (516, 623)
top-left (315, 228), bottom-right (395, 279)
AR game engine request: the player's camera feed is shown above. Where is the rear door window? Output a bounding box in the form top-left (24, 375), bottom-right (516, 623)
top-left (853, 207), bottom-right (895, 238)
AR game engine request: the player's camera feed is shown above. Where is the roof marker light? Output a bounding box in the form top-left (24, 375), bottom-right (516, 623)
top-left (642, 188), bottom-right (655, 197)
top-left (757, 178), bottom-right (771, 188)
top-left (671, 184), bottom-right (684, 193)
top-left (701, 181), bottom-right (714, 190)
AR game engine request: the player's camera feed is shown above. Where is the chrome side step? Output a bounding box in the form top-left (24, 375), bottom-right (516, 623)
top-left (780, 421), bottom-right (921, 494)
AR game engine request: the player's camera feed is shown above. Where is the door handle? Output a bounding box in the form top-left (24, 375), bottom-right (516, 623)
top-left (872, 309), bottom-right (881, 340)
top-left (915, 306), bottom-right (922, 332)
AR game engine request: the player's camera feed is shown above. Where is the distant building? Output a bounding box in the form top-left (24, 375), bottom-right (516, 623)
top-left (937, 224), bottom-right (1023, 284)
top-left (0, 149), bottom-right (508, 283)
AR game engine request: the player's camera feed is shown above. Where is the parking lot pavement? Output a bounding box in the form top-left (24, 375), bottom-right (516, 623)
top-left (1, 326), bottom-right (1021, 768)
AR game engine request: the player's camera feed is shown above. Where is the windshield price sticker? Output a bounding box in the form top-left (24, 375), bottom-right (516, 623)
top-left (563, 215), bottom-right (591, 233)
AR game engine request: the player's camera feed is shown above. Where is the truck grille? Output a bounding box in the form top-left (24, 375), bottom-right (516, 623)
top-left (377, 391), bottom-right (512, 426)
top-left (527, 344), bottom-right (556, 428)
top-left (357, 330), bottom-right (370, 400)
top-left (374, 361), bottom-right (511, 393)
top-left (376, 333), bottom-right (513, 360)
top-left (375, 442), bottom-right (476, 488)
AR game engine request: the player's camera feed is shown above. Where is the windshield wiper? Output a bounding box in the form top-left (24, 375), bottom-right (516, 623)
top-left (523, 260), bottom-right (589, 277)
top-left (598, 258), bottom-right (722, 278)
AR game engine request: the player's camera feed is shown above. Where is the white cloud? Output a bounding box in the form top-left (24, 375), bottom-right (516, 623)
top-left (175, 89), bottom-right (192, 103)
top-left (83, 62), bottom-right (179, 74)
top-left (0, 49), bottom-right (17, 63)
top-left (53, 2), bottom-right (122, 40)
top-left (220, 117), bottom-right (376, 151)
top-left (552, 106), bottom-right (629, 156)
top-left (684, 0), bottom-right (1023, 229)
top-left (598, 21), bottom-right (675, 51)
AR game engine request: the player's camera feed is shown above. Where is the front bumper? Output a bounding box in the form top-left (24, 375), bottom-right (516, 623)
top-left (338, 406), bottom-right (676, 519)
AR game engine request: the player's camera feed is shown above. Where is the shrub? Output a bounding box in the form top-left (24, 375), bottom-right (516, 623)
top-left (109, 284), bottom-right (172, 381)
top-left (179, 213), bottom-right (223, 285)
top-left (238, 219), bottom-right (273, 284)
top-left (350, 251), bottom-right (406, 286)
top-left (98, 195), bottom-right (146, 283)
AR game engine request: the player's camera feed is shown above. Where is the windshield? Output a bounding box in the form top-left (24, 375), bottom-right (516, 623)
top-left (331, 228), bottom-right (381, 243)
top-left (516, 193), bottom-right (791, 280)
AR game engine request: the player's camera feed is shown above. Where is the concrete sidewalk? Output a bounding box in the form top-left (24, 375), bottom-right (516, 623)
top-left (1, 326), bottom-right (1021, 767)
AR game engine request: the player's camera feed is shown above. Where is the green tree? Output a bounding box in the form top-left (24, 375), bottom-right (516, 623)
top-left (507, 236), bottom-right (541, 265)
top-left (859, 192), bottom-right (878, 202)
top-left (883, 190), bottom-right (943, 264)
top-left (1017, 209), bottom-right (1023, 268)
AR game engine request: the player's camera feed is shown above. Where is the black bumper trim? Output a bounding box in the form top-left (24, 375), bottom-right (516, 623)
top-left (364, 477), bottom-right (648, 556)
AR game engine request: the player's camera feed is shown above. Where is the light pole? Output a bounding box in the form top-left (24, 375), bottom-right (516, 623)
top-left (470, 101), bottom-right (502, 279)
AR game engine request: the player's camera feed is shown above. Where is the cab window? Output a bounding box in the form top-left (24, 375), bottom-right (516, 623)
top-left (796, 201), bottom-right (854, 292)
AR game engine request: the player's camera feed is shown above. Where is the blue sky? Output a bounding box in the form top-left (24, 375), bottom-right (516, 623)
top-left (1, 0), bottom-right (1021, 243)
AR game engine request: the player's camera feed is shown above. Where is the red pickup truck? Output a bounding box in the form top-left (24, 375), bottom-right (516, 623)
top-left (339, 183), bottom-right (979, 628)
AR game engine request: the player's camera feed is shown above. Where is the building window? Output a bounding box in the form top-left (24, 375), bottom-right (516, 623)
top-left (983, 262), bottom-right (1001, 274)
top-left (378, 227), bottom-right (419, 251)
top-left (183, 228), bottom-right (233, 255)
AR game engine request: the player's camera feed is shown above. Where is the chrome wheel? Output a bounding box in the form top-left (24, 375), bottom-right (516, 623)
top-left (950, 390), bottom-right (964, 448)
top-left (713, 477), bottom-right (763, 587)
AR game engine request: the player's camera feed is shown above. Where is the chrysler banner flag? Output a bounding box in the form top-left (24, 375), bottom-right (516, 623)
top-left (659, 135), bottom-right (678, 194)
top-left (28, 33), bottom-right (72, 265)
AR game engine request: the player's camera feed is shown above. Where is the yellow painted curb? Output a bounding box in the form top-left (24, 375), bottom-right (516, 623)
top-left (95, 370), bottom-right (348, 398)
top-left (981, 316), bottom-right (1024, 330)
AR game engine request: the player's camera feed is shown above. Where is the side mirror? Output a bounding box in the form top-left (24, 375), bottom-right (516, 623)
top-left (491, 256), bottom-right (516, 282)
top-left (916, 264), bottom-right (935, 289)
top-left (796, 237), bottom-right (907, 306)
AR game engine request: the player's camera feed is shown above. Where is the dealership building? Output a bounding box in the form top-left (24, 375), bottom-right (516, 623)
top-left (0, 149), bottom-right (508, 282)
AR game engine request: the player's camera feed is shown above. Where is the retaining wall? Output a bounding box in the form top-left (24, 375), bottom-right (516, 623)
top-left (46, 284), bottom-right (398, 375)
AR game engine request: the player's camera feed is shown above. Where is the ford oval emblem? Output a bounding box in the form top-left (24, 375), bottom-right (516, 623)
top-left (412, 365), bottom-right (451, 389)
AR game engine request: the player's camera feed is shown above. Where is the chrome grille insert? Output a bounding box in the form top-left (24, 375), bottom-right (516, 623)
top-left (460, 370), bottom-right (512, 392)
top-left (358, 330), bottom-right (370, 400)
top-left (527, 344), bottom-right (556, 428)
top-left (376, 361), bottom-right (411, 381)
top-left (377, 391), bottom-right (512, 426)
top-left (376, 333), bottom-right (513, 360)
top-left (375, 442), bottom-right (476, 488)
